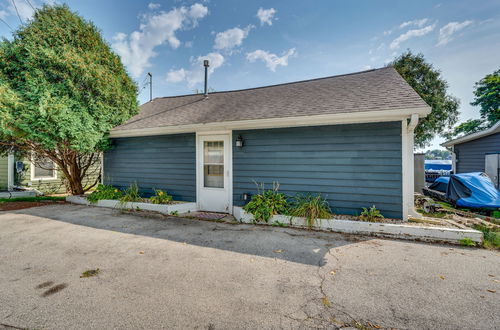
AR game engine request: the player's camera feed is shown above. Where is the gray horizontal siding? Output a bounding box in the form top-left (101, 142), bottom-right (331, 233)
top-left (455, 132), bottom-right (500, 173)
top-left (233, 122), bottom-right (403, 218)
top-left (104, 133), bottom-right (196, 202)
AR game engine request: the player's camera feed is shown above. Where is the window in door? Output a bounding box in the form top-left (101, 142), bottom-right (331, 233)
top-left (203, 141), bottom-right (224, 188)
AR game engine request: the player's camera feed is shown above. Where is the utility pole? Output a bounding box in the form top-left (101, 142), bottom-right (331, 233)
top-left (147, 72), bottom-right (153, 102)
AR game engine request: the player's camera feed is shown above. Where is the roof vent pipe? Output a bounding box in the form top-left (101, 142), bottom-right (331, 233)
top-left (203, 60), bottom-right (209, 96)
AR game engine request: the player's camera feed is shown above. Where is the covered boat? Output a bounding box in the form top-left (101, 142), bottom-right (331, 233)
top-left (424, 172), bottom-right (500, 209)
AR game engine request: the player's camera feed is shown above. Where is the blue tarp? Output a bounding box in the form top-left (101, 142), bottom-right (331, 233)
top-left (428, 176), bottom-right (450, 193)
top-left (447, 172), bottom-right (500, 209)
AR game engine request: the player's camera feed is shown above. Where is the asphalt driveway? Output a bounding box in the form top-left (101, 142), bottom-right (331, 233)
top-left (0, 204), bottom-right (498, 329)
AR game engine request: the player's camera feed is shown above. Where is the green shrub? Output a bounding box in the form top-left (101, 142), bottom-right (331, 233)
top-left (149, 189), bottom-right (173, 204)
top-left (243, 182), bottom-right (289, 222)
top-left (289, 194), bottom-right (332, 228)
top-left (119, 182), bottom-right (143, 203)
top-left (87, 184), bottom-right (122, 204)
top-left (359, 205), bottom-right (384, 222)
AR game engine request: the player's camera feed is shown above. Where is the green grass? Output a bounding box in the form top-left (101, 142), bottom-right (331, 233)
top-left (0, 196), bottom-right (66, 203)
top-left (415, 208), bottom-right (449, 218)
top-left (473, 224), bottom-right (500, 250)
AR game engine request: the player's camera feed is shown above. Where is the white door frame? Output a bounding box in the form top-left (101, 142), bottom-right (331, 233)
top-left (196, 131), bottom-right (233, 213)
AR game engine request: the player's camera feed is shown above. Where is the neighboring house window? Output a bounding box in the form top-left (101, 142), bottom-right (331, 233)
top-left (31, 158), bottom-right (57, 180)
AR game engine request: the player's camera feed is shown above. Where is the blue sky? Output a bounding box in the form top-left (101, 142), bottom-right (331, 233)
top-left (1, 0), bottom-right (499, 149)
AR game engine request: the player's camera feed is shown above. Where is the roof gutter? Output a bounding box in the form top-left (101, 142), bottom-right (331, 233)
top-left (110, 106), bottom-right (430, 138)
top-left (442, 121), bottom-right (500, 147)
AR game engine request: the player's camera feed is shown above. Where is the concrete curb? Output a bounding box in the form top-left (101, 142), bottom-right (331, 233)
top-left (233, 207), bottom-right (483, 244)
top-left (0, 191), bottom-right (38, 198)
top-left (66, 196), bottom-right (198, 215)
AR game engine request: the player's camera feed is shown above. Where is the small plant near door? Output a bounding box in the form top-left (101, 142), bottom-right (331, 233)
top-left (359, 205), bottom-right (384, 222)
top-left (149, 189), bottom-right (173, 204)
top-left (243, 182), bottom-right (289, 222)
top-left (289, 194), bottom-right (332, 228)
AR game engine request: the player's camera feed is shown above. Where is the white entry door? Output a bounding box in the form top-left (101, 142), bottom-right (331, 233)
top-left (197, 134), bottom-right (231, 212)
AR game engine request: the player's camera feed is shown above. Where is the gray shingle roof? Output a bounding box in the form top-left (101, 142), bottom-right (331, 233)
top-left (114, 67), bottom-right (429, 131)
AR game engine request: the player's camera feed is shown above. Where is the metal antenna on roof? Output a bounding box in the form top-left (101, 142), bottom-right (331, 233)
top-left (147, 72), bottom-right (152, 102)
top-left (203, 60), bottom-right (209, 97)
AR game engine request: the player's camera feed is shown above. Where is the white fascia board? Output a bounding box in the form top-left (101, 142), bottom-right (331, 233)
top-left (110, 107), bottom-right (431, 138)
top-left (442, 121), bottom-right (500, 147)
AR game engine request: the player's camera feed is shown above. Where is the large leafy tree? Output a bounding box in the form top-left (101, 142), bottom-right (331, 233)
top-left (390, 50), bottom-right (460, 148)
top-left (444, 119), bottom-right (486, 140)
top-left (443, 69), bottom-right (499, 139)
top-left (0, 5), bottom-right (138, 194)
top-left (471, 69), bottom-right (499, 126)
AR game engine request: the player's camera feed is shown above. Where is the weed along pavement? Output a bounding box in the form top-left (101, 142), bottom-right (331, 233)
top-left (0, 204), bottom-right (498, 329)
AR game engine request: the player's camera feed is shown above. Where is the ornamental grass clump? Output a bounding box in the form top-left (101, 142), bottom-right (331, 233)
top-left (289, 194), bottom-right (332, 228)
top-left (119, 182), bottom-right (143, 204)
top-left (149, 189), bottom-right (173, 204)
top-left (243, 182), bottom-right (289, 223)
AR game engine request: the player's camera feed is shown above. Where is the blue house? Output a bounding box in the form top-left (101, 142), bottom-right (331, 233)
top-left (104, 67), bottom-right (430, 220)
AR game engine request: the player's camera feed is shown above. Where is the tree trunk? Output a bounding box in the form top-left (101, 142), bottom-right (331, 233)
top-left (52, 150), bottom-right (100, 195)
top-left (66, 175), bottom-right (85, 195)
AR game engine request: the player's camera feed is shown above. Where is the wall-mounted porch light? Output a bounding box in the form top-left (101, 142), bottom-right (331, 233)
top-left (236, 135), bottom-right (244, 148)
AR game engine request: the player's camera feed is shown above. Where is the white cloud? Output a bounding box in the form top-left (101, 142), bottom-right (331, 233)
top-left (148, 3), bottom-right (161, 10)
top-left (437, 20), bottom-right (473, 46)
top-left (166, 68), bottom-right (187, 83)
top-left (188, 3), bottom-right (209, 24)
top-left (246, 48), bottom-right (296, 71)
top-left (399, 18), bottom-right (429, 29)
top-left (112, 3), bottom-right (208, 78)
top-left (0, 10), bottom-right (8, 20)
top-left (167, 52), bottom-right (224, 87)
top-left (390, 24), bottom-right (435, 49)
top-left (256, 7), bottom-right (276, 26)
top-left (214, 26), bottom-right (252, 50)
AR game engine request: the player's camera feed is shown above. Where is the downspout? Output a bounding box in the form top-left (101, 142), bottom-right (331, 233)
top-left (406, 114), bottom-right (421, 219)
top-left (408, 113), bottom-right (419, 132)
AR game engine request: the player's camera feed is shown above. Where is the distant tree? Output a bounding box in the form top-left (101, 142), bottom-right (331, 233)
top-left (390, 50), bottom-right (460, 148)
top-left (471, 69), bottom-right (499, 126)
top-left (0, 5), bottom-right (138, 194)
top-left (425, 149), bottom-right (451, 160)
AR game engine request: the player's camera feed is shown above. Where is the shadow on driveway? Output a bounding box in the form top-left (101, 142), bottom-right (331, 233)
top-left (9, 204), bottom-right (370, 266)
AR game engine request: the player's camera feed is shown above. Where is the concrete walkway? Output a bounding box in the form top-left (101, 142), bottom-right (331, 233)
top-left (0, 204), bottom-right (498, 329)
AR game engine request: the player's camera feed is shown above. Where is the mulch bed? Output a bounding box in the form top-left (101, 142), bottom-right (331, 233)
top-left (0, 200), bottom-right (66, 211)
